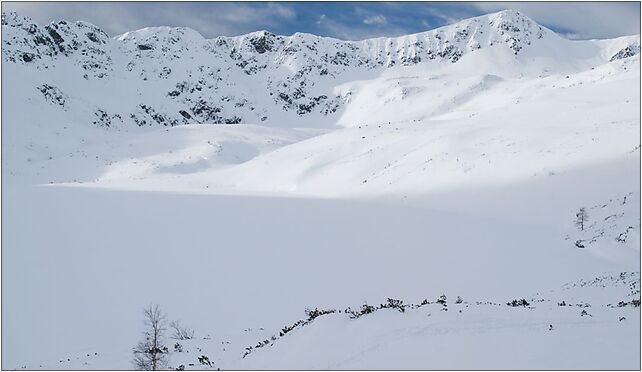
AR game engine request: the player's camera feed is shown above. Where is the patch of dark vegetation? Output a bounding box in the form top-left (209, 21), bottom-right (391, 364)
top-left (506, 299), bottom-right (530, 307)
top-left (617, 299), bottom-right (641, 308)
top-left (197, 355), bottom-right (212, 367)
top-left (348, 303), bottom-right (376, 319)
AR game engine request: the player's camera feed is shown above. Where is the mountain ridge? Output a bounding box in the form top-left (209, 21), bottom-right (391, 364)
top-left (2, 9), bottom-right (640, 131)
top-left (2, 8), bottom-right (640, 371)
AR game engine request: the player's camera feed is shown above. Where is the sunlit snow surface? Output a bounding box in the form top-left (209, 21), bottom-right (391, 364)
top-left (2, 9), bottom-right (640, 370)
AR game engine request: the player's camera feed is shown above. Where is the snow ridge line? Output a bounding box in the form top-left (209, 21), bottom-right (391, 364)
top-left (242, 272), bottom-right (641, 359)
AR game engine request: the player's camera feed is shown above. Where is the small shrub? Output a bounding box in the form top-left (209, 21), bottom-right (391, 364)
top-left (304, 307), bottom-right (335, 321)
top-left (349, 303), bottom-right (376, 319)
top-left (198, 355), bottom-right (212, 367)
top-left (507, 299), bottom-right (530, 307)
top-left (383, 298), bottom-right (405, 312)
top-left (617, 299), bottom-right (641, 307)
top-left (170, 320), bottom-right (194, 340)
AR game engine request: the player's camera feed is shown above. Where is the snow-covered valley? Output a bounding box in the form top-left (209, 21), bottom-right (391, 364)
top-left (2, 9), bottom-right (640, 370)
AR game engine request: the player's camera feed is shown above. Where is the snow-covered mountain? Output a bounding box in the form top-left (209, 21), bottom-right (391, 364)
top-left (2, 9), bottom-right (639, 129)
top-left (2, 9), bottom-right (640, 189)
top-left (2, 9), bottom-right (640, 370)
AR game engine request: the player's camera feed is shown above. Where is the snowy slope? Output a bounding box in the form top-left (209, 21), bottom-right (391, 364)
top-left (2, 9), bottom-right (640, 370)
top-left (3, 186), bottom-right (640, 370)
top-left (2, 9), bottom-right (639, 131)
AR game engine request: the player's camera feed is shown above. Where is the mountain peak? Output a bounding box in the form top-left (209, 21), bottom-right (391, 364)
top-left (487, 9), bottom-right (545, 32)
top-left (116, 25), bottom-right (204, 43)
top-left (1, 11), bottom-right (35, 28)
top-left (1, 8), bottom-right (636, 129)
top-left (491, 9), bottom-right (526, 19)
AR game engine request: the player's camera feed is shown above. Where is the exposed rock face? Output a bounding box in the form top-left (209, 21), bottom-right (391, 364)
top-left (37, 84), bottom-right (67, 108)
top-left (611, 43), bottom-right (641, 62)
top-left (1, 10), bottom-right (636, 129)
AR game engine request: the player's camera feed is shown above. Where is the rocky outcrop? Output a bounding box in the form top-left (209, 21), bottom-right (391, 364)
top-left (2, 9), bottom-right (621, 130)
top-left (610, 43), bottom-right (640, 62)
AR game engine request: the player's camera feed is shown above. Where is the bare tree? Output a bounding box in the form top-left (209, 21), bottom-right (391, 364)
top-left (170, 320), bottom-right (194, 340)
top-left (133, 304), bottom-right (169, 370)
top-left (576, 207), bottom-right (589, 231)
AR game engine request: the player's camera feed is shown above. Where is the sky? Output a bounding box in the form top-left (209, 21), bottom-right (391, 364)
top-left (2, 2), bottom-right (640, 41)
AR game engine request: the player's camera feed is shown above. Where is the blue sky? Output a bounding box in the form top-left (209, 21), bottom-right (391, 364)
top-left (3, 2), bottom-right (640, 40)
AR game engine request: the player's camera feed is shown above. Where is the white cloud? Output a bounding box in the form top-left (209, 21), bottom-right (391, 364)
top-left (266, 2), bottom-right (296, 20)
top-left (0, 2), bottom-right (298, 38)
top-left (472, 2), bottom-right (640, 39)
top-left (411, 6), bottom-right (479, 28)
top-left (316, 14), bottom-right (407, 41)
top-left (363, 14), bottom-right (387, 25)
top-left (2, 2), bottom-right (637, 41)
